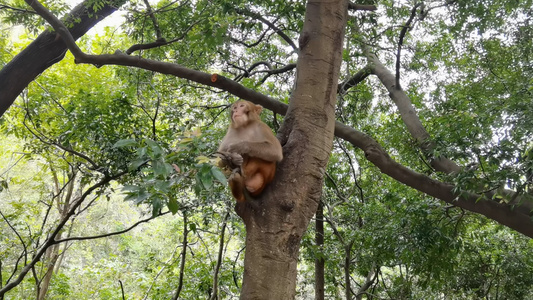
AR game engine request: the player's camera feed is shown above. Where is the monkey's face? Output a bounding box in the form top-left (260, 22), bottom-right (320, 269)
top-left (231, 101), bottom-right (249, 126)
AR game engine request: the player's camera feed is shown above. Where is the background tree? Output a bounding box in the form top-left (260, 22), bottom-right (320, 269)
top-left (1, 0), bottom-right (532, 299)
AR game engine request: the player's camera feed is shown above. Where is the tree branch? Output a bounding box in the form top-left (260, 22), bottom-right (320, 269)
top-left (23, 0), bottom-right (86, 59)
top-left (0, 210), bottom-right (28, 288)
top-left (348, 3), bottom-right (377, 11)
top-left (0, 4), bottom-right (37, 14)
top-left (395, 3), bottom-right (422, 89)
top-left (0, 0), bottom-right (126, 117)
top-left (337, 65), bottom-right (372, 94)
top-left (22, 112), bottom-right (101, 171)
top-left (355, 265), bottom-right (377, 300)
top-left (126, 38), bottom-right (167, 54)
top-left (0, 210), bottom-right (28, 263)
top-left (366, 51), bottom-right (462, 174)
top-left (142, 243), bottom-right (181, 300)
top-left (230, 30), bottom-right (270, 48)
top-left (344, 240), bottom-right (355, 300)
top-left (125, 18), bottom-right (204, 55)
top-left (119, 280), bottom-right (126, 300)
top-left (234, 8), bottom-right (298, 51)
top-left (142, 0), bottom-right (162, 39)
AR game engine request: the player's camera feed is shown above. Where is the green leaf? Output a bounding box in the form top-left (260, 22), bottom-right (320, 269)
top-left (168, 197), bottom-right (179, 214)
top-left (0, 180), bottom-right (8, 192)
top-left (197, 165), bottom-right (214, 190)
top-left (210, 167), bottom-right (227, 185)
top-left (189, 223), bottom-right (197, 233)
top-left (124, 189), bottom-right (150, 204)
top-left (152, 197), bottom-right (163, 217)
top-left (178, 137), bottom-right (194, 145)
top-left (200, 171), bottom-right (213, 190)
top-left (154, 180), bottom-right (171, 193)
top-left (145, 139), bottom-right (163, 158)
top-left (152, 160), bottom-right (173, 177)
top-left (136, 147), bottom-right (147, 158)
top-left (112, 138), bottom-right (136, 148)
top-left (128, 158), bottom-right (147, 171)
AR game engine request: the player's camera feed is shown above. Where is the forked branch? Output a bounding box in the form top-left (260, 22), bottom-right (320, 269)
top-left (234, 8), bottom-right (298, 51)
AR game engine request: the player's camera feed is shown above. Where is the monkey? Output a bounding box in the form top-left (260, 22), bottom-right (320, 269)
top-left (217, 100), bottom-right (283, 202)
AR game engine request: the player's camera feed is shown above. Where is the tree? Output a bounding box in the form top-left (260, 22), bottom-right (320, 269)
top-left (1, 0), bottom-right (532, 298)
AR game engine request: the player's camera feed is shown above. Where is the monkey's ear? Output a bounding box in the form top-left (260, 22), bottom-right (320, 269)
top-left (255, 105), bottom-right (263, 114)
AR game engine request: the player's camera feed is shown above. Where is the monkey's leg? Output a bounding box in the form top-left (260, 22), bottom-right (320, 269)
top-left (228, 172), bottom-right (246, 202)
top-left (245, 173), bottom-right (266, 196)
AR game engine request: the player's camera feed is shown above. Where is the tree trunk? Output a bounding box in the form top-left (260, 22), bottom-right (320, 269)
top-left (344, 241), bottom-right (355, 300)
top-left (0, 0), bottom-right (126, 117)
top-left (209, 213), bottom-right (229, 300)
top-left (37, 168), bottom-right (76, 299)
top-left (172, 213), bottom-right (189, 300)
top-left (315, 202), bottom-right (325, 300)
top-left (37, 243), bottom-right (61, 300)
top-left (236, 0), bottom-right (348, 298)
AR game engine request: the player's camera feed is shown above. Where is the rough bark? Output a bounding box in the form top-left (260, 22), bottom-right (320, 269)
top-left (0, 0), bottom-right (126, 116)
top-left (234, 1), bottom-right (348, 298)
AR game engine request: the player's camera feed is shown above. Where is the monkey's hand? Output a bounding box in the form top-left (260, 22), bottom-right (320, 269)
top-left (216, 151), bottom-right (243, 169)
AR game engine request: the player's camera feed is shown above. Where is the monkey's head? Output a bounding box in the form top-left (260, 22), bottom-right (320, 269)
top-left (231, 100), bottom-right (262, 128)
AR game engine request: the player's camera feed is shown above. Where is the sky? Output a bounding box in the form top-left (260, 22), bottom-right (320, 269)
top-left (66, 0), bottom-right (126, 34)
top-left (2, 0), bottom-right (125, 41)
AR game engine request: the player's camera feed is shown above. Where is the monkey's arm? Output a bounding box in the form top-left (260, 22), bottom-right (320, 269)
top-left (227, 140), bottom-right (282, 162)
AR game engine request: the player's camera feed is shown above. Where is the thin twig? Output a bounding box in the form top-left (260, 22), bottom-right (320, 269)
top-left (119, 280), bottom-right (126, 300)
top-left (55, 211), bottom-right (169, 244)
top-left (232, 247), bottom-right (245, 289)
top-left (0, 211), bottom-right (28, 263)
top-left (395, 3), bottom-right (422, 89)
top-left (0, 4), bottom-right (37, 14)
